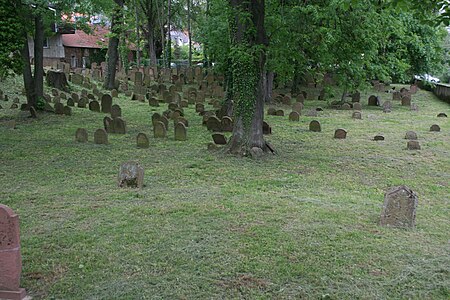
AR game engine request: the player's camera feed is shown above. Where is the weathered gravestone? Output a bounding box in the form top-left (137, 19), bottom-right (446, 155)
top-left (407, 140), bottom-right (421, 150)
top-left (63, 105), bottom-right (71, 116)
top-left (111, 89), bottom-right (118, 98)
top-left (212, 133), bottom-right (227, 145)
top-left (151, 113), bottom-right (162, 126)
top-left (309, 120), bottom-right (321, 132)
top-left (54, 102), bottom-right (64, 115)
top-left (405, 131), bottom-right (418, 140)
top-left (148, 97), bottom-right (159, 107)
top-left (351, 91), bottom-right (361, 103)
top-left (175, 123), bottom-right (187, 141)
top-left (382, 101), bottom-right (392, 113)
top-left (352, 102), bottom-right (362, 111)
top-left (352, 111), bottom-right (362, 119)
top-left (153, 121), bottom-right (167, 138)
top-left (341, 103), bottom-right (351, 110)
top-left (101, 94), bottom-right (113, 113)
top-left (0, 204), bottom-right (27, 300)
top-left (368, 95), bottom-right (379, 106)
top-left (75, 128), bottom-right (88, 143)
top-left (430, 124), bottom-right (441, 132)
top-left (380, 186), bottom-right (418, 228)
top-left (111, 105), bottom-right (122, 118)
top-left (334, 128), bottom-right (347, 139)
top-left (10, 103), bottom-right (18, 109)
top-left (437, 113), bottom-right (447, 118)
top-left (112, 117), bottom-right (126, 134)
top-left (401, 95), bottom-right (411, 106)
top-left (221, 116), bottom-right (233, 132)
top-left (289, 111), bottom-right (300, 121)
top-left (305, 109), bottom-right (318, 117)
top-left (89, 100), bottom-right (100, 112)
top-left (292, 102), bottom-right (304, 113)
top-left (267, 108), bottom-right (276, 116)
top-left (195, 103), bottom-right (205, 113)
top-left (94, 129), bottom-right (108, 144)
top-left (103, 116), bottom-right (113, 133)
top-left (206, 116), bottom-right (222, 132)
top-left (374, 135), bottom-right (385, 141)
top-left (275, 109), bottom-right (285, 116)
top-left (393, 91), bottom-right (402, 101)
top-left (136, 133), bottom-right (149, 148)
top-left (67, 98), bottom-right (74, 107)
top-left (263, 121), bottom-right (272, 135)
top-left (410, 103), bottom-right (418, 111)
top-left (117, 161), bottom-right (144, 189)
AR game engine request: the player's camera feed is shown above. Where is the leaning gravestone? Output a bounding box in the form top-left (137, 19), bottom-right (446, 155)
top-left (334, 128), bottom-right (347, 139)
top-left (221, 116), bottom-right (233, 132)
top-left (153, 121), bottom-right (167, 138)
top-left (206, 116), bottom-right (222, 132)
top-left (407, 140), bottom-right (421, 150)
top-left (212, 133), bottom-right (227, 145)
top-left (380, 186), bottom-right (418, 228)
top-left (117, 161), bottom-right (144, 189)
top-left (175, 122), bottom-right (187, 141)
top-left (289, 111), bottom-right (300, 121)
top-left (309, 120), bottom-right (321, 132)
top-left (292, 102), bottom-right (304, 113)
top-left (94, 129), bottom-right (108, 144)
top-left (405, 131), bottom-right (418, 140)
top-left (89, 100), bottom-right (100, 112)
top-left (103, 116), bottom-right (113, 133)
top-left (0, 204), bottom-right (27, 300)
top-left (430, 124), bottom-right (441, 132)
top-left (101, 94), bottom-right (113, 113)
top-left (136, 133), bottom-right (149, 148)
top-left (111, 105), bottom-right (122, 118)
top-left (75, 128), bottom-right (88, 143)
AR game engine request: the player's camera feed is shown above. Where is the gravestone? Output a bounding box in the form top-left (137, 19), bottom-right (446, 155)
top-left (410, 103), bottom-right (418, 111)
top-left (153, 121), bottom-right (167, 138)
top-left (351, 91), bottom-right (361, 103)
top-left (206, 116), bottom-right (222, 132)
top-left (71, 92), bottom-right (79, 103)
top-left (352, 111), bottom-right (362, 119)
top-left (401, 95), bottom-right (411, 106)
top-left (103, 116), bottom-right (113, 133)
top-left (111, 89), bottom-right (118, 98)
top-left (430, 124), bottom-right (440, 132)
top-left (111, 105), bottom-right (122, 118)
top-left (263, 121), bottom-right (272, 135)
top-left (151, 113), bottom-right (162, 126)
top-left (407, 140), bottom-right (421, 150)
top-left (63, 106), bottom-right (72, 116)
top-left (112, 117), bottom-right (126, 134)
top-left (222, 116), bottom-right (233, 132)
top-left (160, 115), bottom-right (169, 130)
top-left (54, 103), bottom-right (64, 115)
top-left (10, 103), bottom-right (18, 109)
top-left (353, 102), bottom-right (362, 111)
top-left (275, 109), bottom-right (285, 116)
top-left (405, 131), bottom-right (417, 140)
top-left (309, 120), bottom-right (321, 132)
top-left (136, 133), bottom-right (149, 148)
top-left (410, 84), bottom-right (418, 94)
top-left (334, 128), bottom-right (347, 139)
top-left (94, 129), bottom-right (108, 144)
top-left (437, 113), bottom-right (447, 118)
top-left (67, 98), bottom-right (74, 107)
top-left (117, 161), bottom-right (144, 189)
top-left (292, 102), bottom-right (304, 113)
top-left (296, 94), bottom-right (305, 103)
top-left (393, 91), bottom-right (402, 101)
top-left (368, 95), bottom-right (379, 106)
top-left (380, 186), bottom-right (418, 228)
top-left (382, 101), bottom-right (392, 112)
top-left (341, 103), bottom-right (351, 110)
top-left (148, 97), bottom-right (159, 107)
top-left (267, 108), bottom-right (276, 116)
top-left (305, 109), bottom-right (318, 117)
top-left (75, 128), bottom-right (88, 143)
top-left (212, 133), bottom-right (227, 145)
top-left (175, 122), bottom-right (187, 141)
top-left (101, 94), bottom-right (113, 113)
top-left (89, 100), bottom-right (100, 112)
top-left (289, 111), bottom-right (300, 121)
top-left (174, 117), bottom-right (188, 127)
top-left (195, 103), bottom-right (205, 113)
top-left (374, 135), bottom-right (385, 141)
top-left (0, 205), bottom-right (27, 300)
top-left (78, 98), bottom-right (88, 108)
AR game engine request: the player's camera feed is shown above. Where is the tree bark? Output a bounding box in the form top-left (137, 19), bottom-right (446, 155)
top-left (34, 13), bottom-right (44, 99)
top-left (22, 35), bottom-right (36, 110)
top-left (291, 62), bottom-right (301, 96)
top-left (226, 0), bottom-right (272, 155)
top-left (264, 70), bottom-right (273, 103)
top-left (104, 0), bottom-right (124, 90)
top-left (165, 0), bottom-right (172, 68)
top-left (134, 0), bottom-right (141, 67)
top-left (187, 0), bottom-right (192, 66)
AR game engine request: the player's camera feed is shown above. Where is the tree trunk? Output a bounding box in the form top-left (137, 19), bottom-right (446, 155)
top-left (22, 35), bottom-right (36, 110)
top-left (147, 18), bottom-right (157, 65)
top-left (165, 0), bottom-right (172, 68)
top-left (134, 0), bottom-right (141, 67)
top-left (187, 0), bottom-right (192, 66)
top-left (34, 13), bottom-right (44, 100)
top-left (226, 0), bottom-right (273, 155)
top-left (264, 70), bottom-right (273, 103)
top-left (104, 0), bottom-right (124, 90)
top-left (291, 62), bottom-right (301, 95)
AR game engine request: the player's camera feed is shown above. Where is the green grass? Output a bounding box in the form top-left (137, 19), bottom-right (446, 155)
top-left (1, 76), bottom-right (449, 299)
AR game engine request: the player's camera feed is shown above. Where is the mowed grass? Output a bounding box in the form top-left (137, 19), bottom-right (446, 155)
top-left (0, 75), bottom-right (449, 299)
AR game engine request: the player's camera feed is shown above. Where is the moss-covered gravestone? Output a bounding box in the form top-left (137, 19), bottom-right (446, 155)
top-left (153, 121), bottom-right (167, 138)
top-left (101, 94), bottom-right (112, 113)
top-left (136, 133), bottom-right (149, 148)
top-left (117, 161), bottom-right (144, 189)
top-left (75, 128), bottom-right (88, 143)
top-left (94, 129), bottom-right (108, 144)
top-left (380, 186), bottom-right (418, 228)
top-left (309, 120), bottom-right (321, 132)
top-left (175, 122), bottom-right (187, 141)
top-left (334, 128), bottom-right (347, 139)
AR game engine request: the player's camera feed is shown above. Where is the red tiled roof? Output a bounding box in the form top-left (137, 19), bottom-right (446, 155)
top-left (62, 25), bottom-right (109, 49)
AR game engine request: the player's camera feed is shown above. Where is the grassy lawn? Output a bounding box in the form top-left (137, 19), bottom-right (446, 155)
top-left (0, 75), bottom-right (449, 299)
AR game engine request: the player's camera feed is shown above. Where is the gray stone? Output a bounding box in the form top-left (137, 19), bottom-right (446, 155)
top-left (94, 129), bottom-right (108, 144)
top-left (63, 106), bottom-right (71, 116)
top-left (289, 111), bottom-right (300, 121)
top-left (206, 116), bottom-right (222, 132)
top-left (117, 161), bottom-right (144, 189)
top-left (153, 121), bottom-right (167, 138)
top-left (249, 147), bottom-right (264, 159)
top-left (112, 117), bottom-right (126, 134)
top-left (89, 100), bottom-right (100, 112)
top-left (401, 95), bottom-right (411, 106)
top-left (292, 102), bottom-right (303, 113)
top-left (437, 113), bottom-right (447, 118)
top-left (212, 133), bottom-right (227, 145)
top-left (380, 186), bottom-right (418, 228)
top-left (352, 111), bottom-right (362, 119)
top-left (407, 140), bottom-right (421, 150)
top-left (136, 133), bottom-right (149, 148)
top-left (405, 131), bottom-right (417, 140)
top-left (54, 103), bottom-right (64, 115)
top-left (75, 128), bottom-right (88, 143)
top-left (368, 95), bottom-right (379, 106)
top-left (101, 94), bottom-right (113, 113)
top-left (111, 105), bottom-right (122, 118)
top-left (430, 124), bottom-right (440, 132)
top-left (174, 122), bottom-right (187, 141)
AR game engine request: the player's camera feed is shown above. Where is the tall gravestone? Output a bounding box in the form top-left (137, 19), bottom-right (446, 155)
top-left (0, 205), bottom-right (27, 300)
top-left (174, 122), bottom-right (187, 141)
top-left (101, 94), bottom-right (113, 113)
top-left (380, 186), bottom-right (418, 228)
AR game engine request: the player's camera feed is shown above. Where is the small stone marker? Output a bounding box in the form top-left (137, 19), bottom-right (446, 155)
top-left (382, 101), bottom-right (392, 111)
top-left (111, 89), bottom-right (118, 98)
top-left (175, 122), bottom-right (187, 141)
top-left (380, 186), bottom-right (418, 228)
top-left (212, 133), bottom-right (227, 145)
top-left (368, 95), bottom-right (379, 106)
top-left (250, 147), bottom-right (264, 159)
top-left (111, 105), bottom-right (122, 118)
top-left (89, 100), bottom-right (100, 112)
top-left (94, 129), bottom-right (108, 144)
top-left (0, 204), bottom-right (27, 300)
top-left (117, 161), bottom-right (144, 189)
top-left (334, 128), bottom-right (347, 139)
top-left (405, 131), bottom-right (418, 140)
top-left (437, 113), bottom-right (447, 118)
top-left (221, 116), bottom-right (233, 132)
top-left (351, 91), bottom-right (361, 103)
top-left (67, 98), bottom-right (74, 107)
top-left (153, 121), bottom-right (167, 138)
top-left (430, 124), bottom-right (440, 132)
top-left (78, 98), bottom-right (88, 108)
top-left (341, 103), bottom-right (351, 110)
top-left (75, 128), bottom-right (88, 143)
top-left (309, 120), bottom-right (321, 132)
top-left (305, 109), bottom-right (318, 117)
top-left (401, 95), bottom-right (411, 106)
top-left (289, 111), bottom-right (300, 121)
top-left (267, 107), bottom-right (276, 116)
top-left (374, 135), bottom-right (385, 141)
top-left (353, 102), bottom-right (362, 111)
top-left (292, 102), bottom-right (304, 113)
top-left (352, 111), bottom-right (362, 119)
top-left (136, 133), bottom-right (149, 148)
top-left (54, 102), bottom-right (64, 115)
top-left (263, 121), bottom-right (272, 135)
top-left (10, 103), bottom-right (18, 109)
top-left (101, 94), bottom-right (113, 113)
top-left (195, 103), bottom-right (205, 113)
top-left (112, 117), bottom-right (126, 134)
top-left (103, 116), bottom-right (113, 133)
top-left (407, 140), bottom-right (421, 150)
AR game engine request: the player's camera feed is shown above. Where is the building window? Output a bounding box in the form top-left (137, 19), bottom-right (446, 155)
top-left (43, 38), bottom-right (49, 48)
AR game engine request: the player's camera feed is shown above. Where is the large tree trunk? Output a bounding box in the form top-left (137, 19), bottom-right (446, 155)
top-left (165, 0), bottom-right (172, 68)
top-left (134, 0), bottom-right (141, 67)
top-left (104, 0), bottom-right (124, 90)
top-left (187, 0), bottom-right (192, 66)
top-left (291, 62), bottom-right (302, 96)
top-left (34, 13), bottom-right (44, 99)
top-left (264, 70), bottom-right (273, 103)
top-left (226, 0), bottom-right (273, 155)
top-left (22, 35), bottom-right (36, 111)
